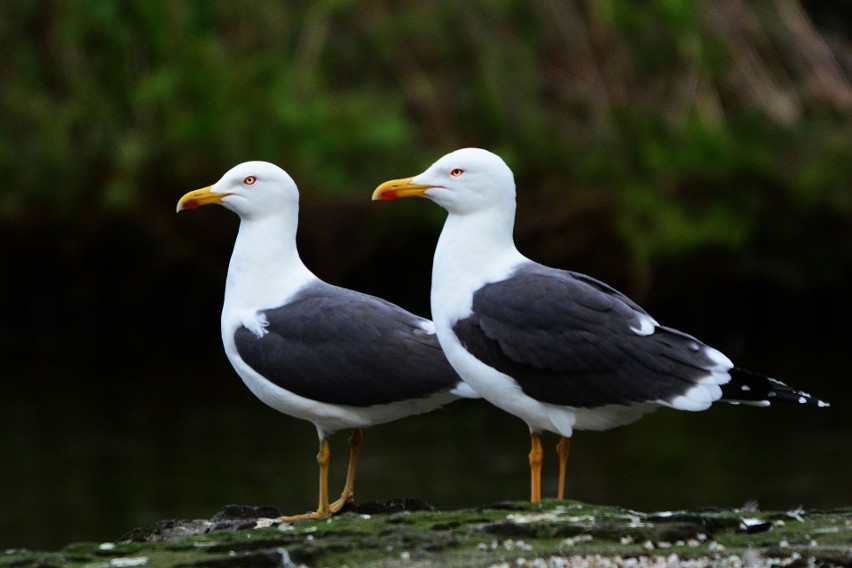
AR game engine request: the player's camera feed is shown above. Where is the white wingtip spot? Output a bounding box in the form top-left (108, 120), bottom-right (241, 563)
top-left (817, 400), bottom-right (830, 408)
top-left (629, 314), bottom-right (657, 336)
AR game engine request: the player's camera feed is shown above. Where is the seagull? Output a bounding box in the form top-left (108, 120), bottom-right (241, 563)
top-left (177, 161), bottom-right (475, 519)
top-left (372, 147), bottom-right (829, 503)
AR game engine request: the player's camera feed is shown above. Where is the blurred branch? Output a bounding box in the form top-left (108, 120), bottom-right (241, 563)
top-left (774, 0), bottom-right (852, 112)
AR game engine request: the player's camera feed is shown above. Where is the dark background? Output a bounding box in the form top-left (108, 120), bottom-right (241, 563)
top-left (1, 0), bottom-right (850, 550)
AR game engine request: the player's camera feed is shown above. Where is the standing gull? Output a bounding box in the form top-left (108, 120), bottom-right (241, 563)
top-left (177, 161), bottom-right (475, 519)
top-left (373, 148), bottom-right (829, 503)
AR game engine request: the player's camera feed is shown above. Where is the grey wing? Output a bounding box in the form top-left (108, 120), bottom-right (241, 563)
top-left (452, 263), bottom-right (729, 408)
top-left (566, 271), bottom-right (653, 317)
top-left (235, 284), bottom-right (463, 407)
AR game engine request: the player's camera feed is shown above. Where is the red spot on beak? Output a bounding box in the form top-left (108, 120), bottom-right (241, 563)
top-left (379, 191), bottom-right (398, 201)
top-left (182, 199), bottom-right (200, 209)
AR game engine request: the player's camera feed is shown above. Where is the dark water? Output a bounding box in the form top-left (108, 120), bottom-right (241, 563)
top-left (1, 347), bottom-right (848, 551)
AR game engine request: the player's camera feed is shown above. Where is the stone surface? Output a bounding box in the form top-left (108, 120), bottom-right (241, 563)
top-left (2, 501), bottom-right (850, 567)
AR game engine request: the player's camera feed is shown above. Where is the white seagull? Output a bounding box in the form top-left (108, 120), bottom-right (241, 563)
top-left (373, 147), bottom-right (829, 503)
top-left (177, 161), bottom-right (476, 519)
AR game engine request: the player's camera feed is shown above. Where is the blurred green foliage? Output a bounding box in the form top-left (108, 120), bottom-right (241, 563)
top-left (2, 2), bottom-right (850, 550)
top-left (0, 0), bottom-right (849, 264)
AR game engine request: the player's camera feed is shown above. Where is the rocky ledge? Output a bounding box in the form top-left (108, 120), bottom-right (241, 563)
top-left (3, 500), bottom-right (851, 567)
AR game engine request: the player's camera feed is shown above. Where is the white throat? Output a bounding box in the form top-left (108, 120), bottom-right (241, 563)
top-left (223, 213), bottom-right (317, 318)
top-left (430, 206), bottom-right (526, 326)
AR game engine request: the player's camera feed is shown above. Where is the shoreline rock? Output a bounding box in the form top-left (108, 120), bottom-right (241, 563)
top-left (3, 500), bottom-right (850, 567)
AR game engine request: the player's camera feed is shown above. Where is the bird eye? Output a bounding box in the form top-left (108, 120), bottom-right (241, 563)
top-left (450, 168), bottom-right (464, 177)
top-left (243, 176), bottom-right (257, 186)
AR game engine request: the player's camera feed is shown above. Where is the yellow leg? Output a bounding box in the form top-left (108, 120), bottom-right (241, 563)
top-left (529, 432), bottom-right (543, 503)
top-left (329, 428), bottom-right (363, 513)
top-left (556, 436), bottom-right (570, 500)
top-left (278, 438), bottom-right (332, 521)
top-left (316, 438), bottom-right (331, 515)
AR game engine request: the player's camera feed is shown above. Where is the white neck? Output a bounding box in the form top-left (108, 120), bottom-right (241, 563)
top-left (431, 206), bottom-right (526, 323)
top-left (223, 212), bottom-right (317, 315)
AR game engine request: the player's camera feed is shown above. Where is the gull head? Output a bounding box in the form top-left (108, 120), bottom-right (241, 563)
top-left (177, 161), bottom-right (299, 221)
top-left (373, 148), bottom-right (516, 216)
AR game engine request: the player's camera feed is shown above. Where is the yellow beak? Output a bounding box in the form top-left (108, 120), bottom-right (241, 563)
top-left (176, 185), bottom-right (228, 212)
top-left (372, 177), bottom-right (432, 201)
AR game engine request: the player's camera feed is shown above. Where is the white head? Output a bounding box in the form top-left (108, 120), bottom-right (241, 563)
top-left (372, 148), bottom-right (516, 216)
top-left (176, 161), bottom-right (299, 221)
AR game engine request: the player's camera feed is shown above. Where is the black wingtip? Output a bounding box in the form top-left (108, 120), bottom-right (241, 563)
top-left (722, 367), bottom-right (829, 408)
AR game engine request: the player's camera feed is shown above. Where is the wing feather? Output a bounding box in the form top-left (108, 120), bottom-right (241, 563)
top-left (452, 263), bottom-right (728, 408)
top-left (235, 283), bottom-right (462, 407)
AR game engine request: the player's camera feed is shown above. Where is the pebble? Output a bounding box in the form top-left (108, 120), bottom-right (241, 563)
top-left (562, 535), bottom-right (593, 547)
top-left (109, 558), bottom-right (149, 567)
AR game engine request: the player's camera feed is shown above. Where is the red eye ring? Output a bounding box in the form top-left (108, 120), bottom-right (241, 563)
top-left (450, 168), bottom-right (464, 177)
top-left (243, 176), bottom-right (257, 186)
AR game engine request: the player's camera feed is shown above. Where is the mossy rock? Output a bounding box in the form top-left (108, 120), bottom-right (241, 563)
top-left (2, 500), bottom-right (850, 567)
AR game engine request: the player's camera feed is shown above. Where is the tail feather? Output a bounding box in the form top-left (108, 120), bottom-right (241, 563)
top-left (722, 367), bottom-right (829, 408)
